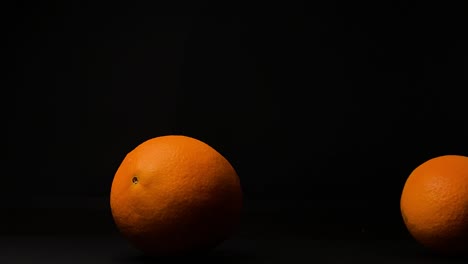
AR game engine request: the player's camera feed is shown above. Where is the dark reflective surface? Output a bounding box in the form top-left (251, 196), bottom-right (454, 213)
top-left (1, 201), bottom-right (466, 263)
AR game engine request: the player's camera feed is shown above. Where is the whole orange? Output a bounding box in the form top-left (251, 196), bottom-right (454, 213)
top-left (110, 135), bottom-right (243, 256)
top-left (400, 154), bottom-right (468, 255)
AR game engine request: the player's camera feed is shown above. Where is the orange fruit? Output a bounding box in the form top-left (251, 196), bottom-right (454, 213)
top-left (110, 135), bottom-right (242, 256)
top-left (400, 154), bottom-right (468, 255)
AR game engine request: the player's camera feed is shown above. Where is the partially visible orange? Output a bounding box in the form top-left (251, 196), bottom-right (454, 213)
top-left (400, 155), bottom-right (468, 255)
top-left (110, 135), bottom-right (242, 256)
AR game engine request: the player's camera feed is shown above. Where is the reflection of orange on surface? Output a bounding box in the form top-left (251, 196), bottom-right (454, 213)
top-left (110, 135), bottom-right (243, 256)
top-left (400, 155), bottom-right (468, 255)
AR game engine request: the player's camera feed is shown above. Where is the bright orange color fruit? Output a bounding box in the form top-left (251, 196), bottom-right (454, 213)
top-left (110, 135), bottom-right (243, 256)
top-left (400, 154), bottom-right (468, 255)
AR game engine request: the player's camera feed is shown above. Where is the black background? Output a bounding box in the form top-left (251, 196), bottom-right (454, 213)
top-left (3, 1), bottom-right (468, 261)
